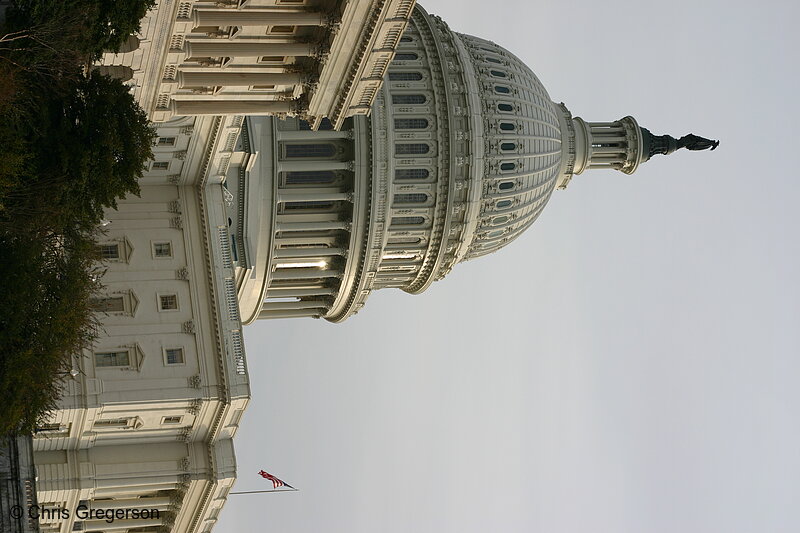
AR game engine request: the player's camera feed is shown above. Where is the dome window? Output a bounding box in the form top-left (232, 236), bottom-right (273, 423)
top-left (392, 94), bottom-right (426, 104)
top-left (394, 53), bottom-right (419, 61)
top-left (499, 122), bottom-right (515, 131)
top-left (497, 103), bottom-right (514, 112)
top-left (285, 171), bottom-right (336, 185)
top-left (395, 143), bottom-right (430, 156)
top-left (496, 200), bottom-right (512, 209)
top-left (500, 163), bottom-right (516, 171)
top-left (494, 85), bottom-right (510, 94)
top-left (487, 230), bottom-right (504, 238)
top-left (485, 56), bottom-right (503, 64)
top-left (389, 72), bottom-right (423, 81)
top-left (395, 168), bottom-right (430, 180)
top-left (400, 36), bottom-right (414, 43)
top-left (394, 193), bottom-right (428, 204)
top-left (501, 142), bottom-right (517, 151)
top-left (394, 118), bottom-right (429, 130)
top-left (499, 181), bottom-right (515, 191)
top-left (492, 216), bottom-right (509, 224)
top-left (392, 216), bottom-right (425, 226)
top-left (490, 70), bottom-right (507, 78)
top-left (283, 143), bottom-right (337, 159)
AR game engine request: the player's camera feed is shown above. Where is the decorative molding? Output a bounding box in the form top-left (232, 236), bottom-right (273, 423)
top-left (170, 216), bottom-right (183, 229)
top-left (175, 267), bottom-right (189, 280)
top-left (167, 200), bottom-right (182, 213)
top-left (182, 320), bottom-right (196, 334)
top-left (188, 375), bottom-right (201, 389)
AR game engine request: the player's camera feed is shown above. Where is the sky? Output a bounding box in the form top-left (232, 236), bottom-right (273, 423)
top-left (217, 1), bottom-right (800, 532)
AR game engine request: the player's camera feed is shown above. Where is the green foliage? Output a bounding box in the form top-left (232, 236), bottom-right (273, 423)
top-left (6, 0), bottom-right (156, 58)
top-left (0, 231), bottom-right (102, 434)
top-left (0, 0), bottom-right (155, 432)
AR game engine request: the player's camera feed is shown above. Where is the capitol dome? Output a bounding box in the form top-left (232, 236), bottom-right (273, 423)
top-left (230, 5), bottom-right (718, 324)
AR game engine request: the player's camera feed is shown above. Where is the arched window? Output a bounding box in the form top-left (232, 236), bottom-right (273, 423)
top-left (392, 216), bottom-right (425, 225)
top-left (395, 143), bottom-right (430, 155)
top-left (392, 94), bottom-right (426, 105)
top-left (485, 56), bottom-right (503, 64)
top-left (500, 162), bottom-right (516, 171)
top-left (400, 36), bottom-right (414, 43)
top-left (394, 53), bottom-right (418, 61)
top-left (394, 193), bottom-right (428, 204)
top-left (499, 181), bottom-right (515, 190)
top-left (492, 216), bottom-right (509, 224)
top-left (498, 103), bottom-right (514, 112)
top-left (284, 143), bottom-right (336, 158)
top-left (496, 200), bottom-right (512, 209)
top-left (284, 171), bottom-right (336, 185)
top-left (499, 123), bottom-right (515, 131)
top-left (389, 72), bottom-right (423, 81)
top-left (501, 142), bottom-right (517, 151)
top-left (394, 118), bottom-right (429, 129)
top-left (395, 168), bottom-right (430, 180)
top-left (494, 85), bottom-right (511, 94)
top-left (490, 70), bottom-right (507, 78)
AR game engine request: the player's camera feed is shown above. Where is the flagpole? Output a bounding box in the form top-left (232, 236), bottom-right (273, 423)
top-left (229, 488), bottom-right (299, 495)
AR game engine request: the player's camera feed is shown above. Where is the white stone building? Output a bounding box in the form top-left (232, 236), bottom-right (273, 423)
top-left (30, 2), bottom-right (716, 532)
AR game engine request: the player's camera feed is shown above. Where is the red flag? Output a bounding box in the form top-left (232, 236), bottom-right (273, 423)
top-left (258, 470), bottom-right (294, 489)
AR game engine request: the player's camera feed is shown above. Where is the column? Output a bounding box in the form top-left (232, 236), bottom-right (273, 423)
top-left (171, 99), bottom-right (293, 116)
top-left (258, 308), bottom-right (323, 319)
top-left (274, 248), bottom-right (345, 259)
top-left (194, 8), bottom-right (326, 27)
top-left (276, 220), bottom-right (349, 232)
top-left (185, 40), bottom-right (315, 58)
top-left (178, 71), bottom-right (302, 88)
top-left (261, 300), bottom-right (329, 312)
top-left (277, 160), bottom-right (351, 172)
top-left (277, 190), bottom-right (350, 203)
top-left (270, 269), bottom-right (341, 280)
top-left (277, 129), bottom-right (351, 141)
top-left (89, 496), bottom-right (172, 510)
top-left (83, 518), bottom-right (162, 531)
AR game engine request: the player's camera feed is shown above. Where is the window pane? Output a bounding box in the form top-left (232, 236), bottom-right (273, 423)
top-left (391, 216), bottom-right (424, 225)
top-left (395, 143), bottom-right (429, 155)
top-left (394, 193), bottom-right (428, 204)
top-left (499, 181), bottom-right (514, 190)
top-left (166, 348), bottom-right (184, 364)
top-left (157, 137), bottom-right (176, 146)
top-left (283, 201), bottom-right (334, 211)
top-left (500, 162), bottom-right (516, 171)
top-left (394, 118), bottom-right (428, 129)
top-left (394, 53), bottom-right (418, 61)
top-left (498, 103), bottom-right (514, 112)
top-left (154, 242), bottom-right (172, 257)
top-left (95, 351), bottom-right (130, 367)
top-left (500, 123), bottom-right (515, 131)
top-left (495, 86), bottom-right (510, 94)
top-left (395, 168), bottom-right (429, 180)
top-left (99, 244), bottom-right (119, 259)
top-left (388, 72), bottom-right (422, 81)
top-left (496, 200), bottom-right (512, 208)
top-left (501, 142), bottom-right (517, 151)
top-left (490, 70), bottom-right (507, 78)
top-left (284, 171), bottom-right (336, 185)
top-left (159, 295), bottom-right (178, 310)
top-left (284, 143), bottom-right (337, 158)
top-left (392, 94), bottom-right (426, 105)
top-left (90, 297), bottom-right (124, 313)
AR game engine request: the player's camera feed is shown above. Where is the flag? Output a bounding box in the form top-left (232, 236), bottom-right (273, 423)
top-left (258, 470), bottom-right (294, 489)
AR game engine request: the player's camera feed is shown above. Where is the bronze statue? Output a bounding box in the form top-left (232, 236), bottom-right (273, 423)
top-left (641, 128), bottom-right (719, 161)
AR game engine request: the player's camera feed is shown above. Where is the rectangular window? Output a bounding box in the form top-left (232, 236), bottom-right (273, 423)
top-left (162, 416), bottom-right (183, 424)
top-left (270, 25), bottom-right (295, 34)
top-left (153, 242), bottom-right (172, 258)
top-left (251, 84), bottom-right (276, 91)
top-left (98, 244), bottom-right (120, 260)
top-left (395, 143), bottom-right (430, 156)
top-left (159, 294), bottom-right (178, 311)
top-left (259, 56), bottom-right (285, 64)
top-left (157, 137), bottom-right (176, 146)
top-left (95, 351), bottom-right (130, 368)
top-left (94, 418), bottom-right (129, 428)
top-left (283, 143), bottom-right (337, 159)
top-left (165, 348), bottom-right (185, 365)
top-left (90, 297), bottom-right (125, 313)
top-left (151, 161), bottom-right (170, 170)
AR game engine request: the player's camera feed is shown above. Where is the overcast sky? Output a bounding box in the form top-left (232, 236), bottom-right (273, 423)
top-left (217, 1), bottom-right (799, 532)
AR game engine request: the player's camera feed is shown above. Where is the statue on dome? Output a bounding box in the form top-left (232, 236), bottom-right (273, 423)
top-left (677, 134), bottom-right (720, 151)
top-left (641, 128), bottom-right (719, 161)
